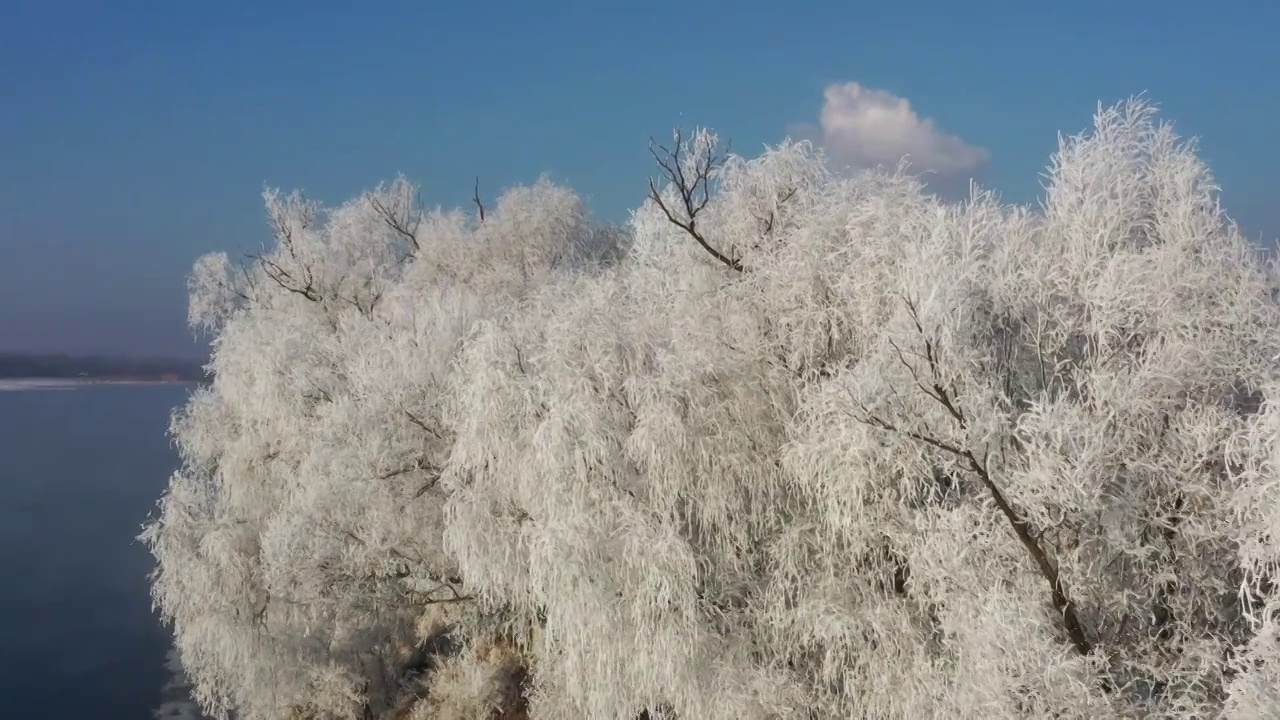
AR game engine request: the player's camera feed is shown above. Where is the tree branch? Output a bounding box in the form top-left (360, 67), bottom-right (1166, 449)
top-left (247, 252), bottom-right (322, 302)
top-left (855, 297), bottom-right (1095, 659)
top-left (368, 193), bottom-right (422, 253)
top-left (473, 176), bottom-right (486, 223)
top-left (404, 409), bottom-right (444, 440)
top-left (759, 187), bottom-right (798, 236)
top-left (647, 129), bottom-right (743, 272)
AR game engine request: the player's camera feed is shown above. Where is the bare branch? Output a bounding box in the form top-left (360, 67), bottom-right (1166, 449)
top-left (404, 409), bottom-right (444, 440)
top-left (512, 342), bottom-right (529, 375)
top-left (247, 252), bottom-right (321, 302)
top-left (376, 458), bottom-right (441, 481)
top-left (854, 408), bottom-right (968, 459)
top-left (409, 580), bottom-right (473, 606)
top-left (473, 176), bottom-right (486, 223)
top-left (647, 129), bottom-right (743, 272)
top-left (368, 192), bottom-right (422, 253)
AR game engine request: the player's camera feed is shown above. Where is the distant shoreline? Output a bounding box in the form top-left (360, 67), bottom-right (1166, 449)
top-left (0, 378), bottom-right (203, 392)
top-left (0, 353), bottom-right (208, 386)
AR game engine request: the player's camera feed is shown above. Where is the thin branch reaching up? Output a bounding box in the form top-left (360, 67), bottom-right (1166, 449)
top-left (647, 128), bottom-right (743, 272)
top-left (473, 176), bottom-right (487, 223)
top-left (369, 192), bottom-right (422, 253)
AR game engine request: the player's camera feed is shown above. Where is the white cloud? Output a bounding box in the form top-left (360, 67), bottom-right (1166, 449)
top-left (790, 82), bottom-right (989, 190)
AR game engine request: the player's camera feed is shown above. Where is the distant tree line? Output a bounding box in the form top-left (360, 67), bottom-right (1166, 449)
top-left (0, 353), bottom-right (209, 381)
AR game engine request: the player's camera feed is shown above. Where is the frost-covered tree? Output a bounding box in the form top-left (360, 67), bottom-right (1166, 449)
top-left (142, 175), bottom-right (621, 720)
top-left (446, 100), bottom-right (1280, 719)
top-left (770, 101), bottom-right (1280, 718)
top-left (148, 97), bottom-right (1280, 720)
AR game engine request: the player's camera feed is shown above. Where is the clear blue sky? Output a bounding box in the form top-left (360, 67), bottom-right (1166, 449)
top-left (2, 0), bottom-right (1277, 357)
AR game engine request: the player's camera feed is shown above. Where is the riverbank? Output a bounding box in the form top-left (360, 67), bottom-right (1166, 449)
top-left (0, 378), bottom-right (201, 392)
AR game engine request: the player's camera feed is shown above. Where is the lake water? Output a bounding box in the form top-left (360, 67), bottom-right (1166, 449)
top-left (0, 383), bottom-right (203, 718)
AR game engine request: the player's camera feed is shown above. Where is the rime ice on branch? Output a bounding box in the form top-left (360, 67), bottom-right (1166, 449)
top-left (145, 99), bottom-right (1280, 720)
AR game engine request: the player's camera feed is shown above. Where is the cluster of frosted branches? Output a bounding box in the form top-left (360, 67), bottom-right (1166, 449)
top-left (144, 99), bottom-right (1280, 720)
top-left (143, 176), bottom-right (618, 720)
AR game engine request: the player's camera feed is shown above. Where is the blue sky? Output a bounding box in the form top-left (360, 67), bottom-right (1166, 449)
top-left (2, 0), bottom-right (1277, 357)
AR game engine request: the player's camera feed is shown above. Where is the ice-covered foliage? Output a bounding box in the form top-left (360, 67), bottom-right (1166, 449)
top-left (142, 176), bottom-right (619, 720)
top-left (146, 99), bottom-right (1280, 720)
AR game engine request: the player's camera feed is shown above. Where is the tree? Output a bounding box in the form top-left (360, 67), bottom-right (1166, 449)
top-left (147, 98), bottom-right (1280, 720)
top-left (445, 100), bottom-right (1280, 718)
top-left (142, 175), bottom-right (621, 720)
